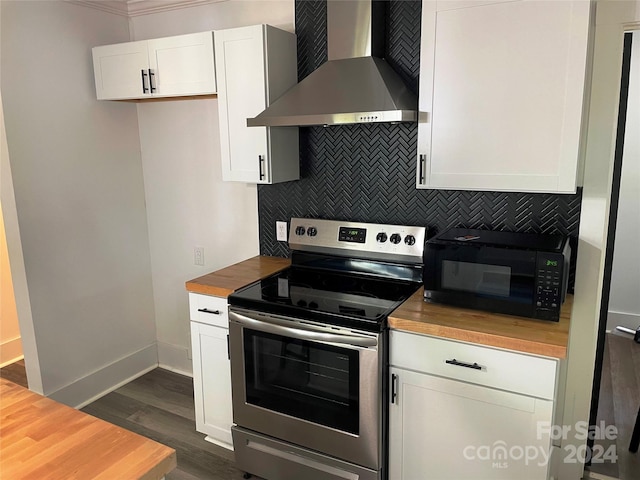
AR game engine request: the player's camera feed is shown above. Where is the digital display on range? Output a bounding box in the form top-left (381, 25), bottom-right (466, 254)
top-left (339, 227), bottom-right (367, 243)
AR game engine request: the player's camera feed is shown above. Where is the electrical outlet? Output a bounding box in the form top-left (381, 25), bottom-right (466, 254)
top-left (276, 221), bottom-right (288, 241)
top-left (194, 246), bottom-right (205, 266)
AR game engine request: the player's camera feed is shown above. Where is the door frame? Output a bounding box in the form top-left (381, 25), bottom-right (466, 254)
top-left (558, 7), bottom-right (640, 478)
top-left (587, 30), bottom-right (634, 460)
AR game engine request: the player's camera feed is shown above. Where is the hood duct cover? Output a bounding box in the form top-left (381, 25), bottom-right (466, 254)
top-left (247, 0), bottom-right (418, 127)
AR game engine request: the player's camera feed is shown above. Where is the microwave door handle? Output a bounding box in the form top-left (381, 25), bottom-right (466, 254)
top-left (229, 311), bottom-right (377, 348)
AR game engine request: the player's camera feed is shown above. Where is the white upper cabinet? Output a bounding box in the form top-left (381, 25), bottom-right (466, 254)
top-left (92, 32), bottom-right (216, 100)
top-left (215, 25), bottom-right (299, 184)
top-left (92, 41), bottom-right (149, 100)
top-left (417, 0), bottom-right (591, 193)
top-left (146, 33), bottom-right (216, 97)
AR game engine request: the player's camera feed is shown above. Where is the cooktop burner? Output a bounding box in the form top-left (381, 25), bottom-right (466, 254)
top-left (228, 218), bottom-right (426, 331)
top-left (229, 266), bottom-right (420, 330)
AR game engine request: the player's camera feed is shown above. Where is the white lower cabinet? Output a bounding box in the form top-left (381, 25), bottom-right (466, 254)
top-left (189, 293), bottom-right (233, 450)
top-left (389, 331), bottom-right (558, 480)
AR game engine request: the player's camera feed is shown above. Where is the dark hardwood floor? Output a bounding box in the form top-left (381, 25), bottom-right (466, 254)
top-left (6, 336), bottom-right (638, 479)
top-left (589, 332), bottom-right (640, 480)
top-left (81, 368), bottom-right (251, 480)
top-left (0, 358), bottom-right (27, 388)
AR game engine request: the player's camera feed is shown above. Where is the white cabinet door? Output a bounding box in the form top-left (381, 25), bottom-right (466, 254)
top-left (147, 32), bottom-right (216, 97)
top-left (92, 41), bottom-right (150, 100)
top-left (389, 367), bottom-right (553, 480)
top-left (216, 25), bottom-right (269, 183)
top-left (216, 25), bottom-right (299, 184)
top-left (191, 321), bottom-right (233, 450)
top-left (92, 32), bottom-right (216, 100)
top-left (417, 0), bottom-right (591, 193)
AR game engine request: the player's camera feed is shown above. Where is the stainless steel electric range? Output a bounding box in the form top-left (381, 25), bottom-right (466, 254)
top-left (227, 218), bottom-right (426, 480)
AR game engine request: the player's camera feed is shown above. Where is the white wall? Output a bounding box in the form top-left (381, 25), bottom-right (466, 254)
top-left (129, 0), bottom-right (294, 40)
top-left (130, 0), bottom-right (294, 374)
top-left (559, 1), bottom-right (640, 478)
top-left (608, 30), bottom-right (640, 331)
top-left (0, 86), bottom-right (41, 393)
top-left (1, 1), bottom-right (157, 406)
top-left (0, 9), bottom-right (22, 367)
top-left (0, 205), bottom-right (23, 367)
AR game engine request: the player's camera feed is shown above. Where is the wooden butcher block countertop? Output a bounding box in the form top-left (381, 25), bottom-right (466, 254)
top-left (185, 256), bottom-right (571, 359)
top-left (0, 378), bottom-right (176, 480)
top-left (389, 287), bottom-right (572, 359)
top-left (186, 255), bottom-right (290, 297)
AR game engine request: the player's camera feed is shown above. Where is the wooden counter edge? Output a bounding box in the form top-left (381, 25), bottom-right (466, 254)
top-left (185, 283), bottom-right (235, 297)
top-left (185, 257), bottom-right (569, 358)
top-left (141, 453), bottom-right (178, 480)
top-left (389, 289), bottom-right (571, 359)
top-left (388, 318), bottom-right (567, 358)
top-left (185, 255), bottom-right (291, 297)
top-left (0, 378), bottom-right (176, 480)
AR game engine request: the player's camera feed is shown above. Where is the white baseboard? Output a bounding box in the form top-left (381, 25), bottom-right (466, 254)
top-left (583, 470), bottom-right (619, 480)
top-left (157, 341), bottom-right (193, 378)
top-left (0, 336), bottom-right (24, 367)
top-left (48, 343), bottom-right (159, 409)
top-left (606, 310), bottom-right (640, 332)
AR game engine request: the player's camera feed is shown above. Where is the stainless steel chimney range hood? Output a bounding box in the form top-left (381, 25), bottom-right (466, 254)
top-left (247, 0), bottom-right (418, 128)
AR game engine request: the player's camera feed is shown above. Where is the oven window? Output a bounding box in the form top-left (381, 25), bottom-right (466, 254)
top-left (243, 329), bottom-right (359, 434)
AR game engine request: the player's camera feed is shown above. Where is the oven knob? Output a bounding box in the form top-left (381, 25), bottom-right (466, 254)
top-left (309, 301), bottom-right (318, 309)
top-left (390, 233), bottom-right (402, 244)
top-left (296, 300), bottom-right (307, 307)
top-left (307, 227), bottom-right (317, 237)
top-left (295, 226), bottom-right (306, 236)
top-left (376, 232), bottom-right (388, 243)
top-left (404, 235), bottom-right (416, 246)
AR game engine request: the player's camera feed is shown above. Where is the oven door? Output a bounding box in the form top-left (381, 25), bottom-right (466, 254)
top-left (228, 308), bottom-right (382, 471)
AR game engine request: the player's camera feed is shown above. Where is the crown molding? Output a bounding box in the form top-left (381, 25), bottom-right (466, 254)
top-left (126, 0), bottom-right (227, 17)
top-left (69, 0), bottom-right (227, 17)
top-left (68, 0), bottom-right (129, 17)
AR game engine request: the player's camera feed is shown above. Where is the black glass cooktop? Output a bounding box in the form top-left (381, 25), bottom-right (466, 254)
top-left (228, 266), bottom-right (421, 331)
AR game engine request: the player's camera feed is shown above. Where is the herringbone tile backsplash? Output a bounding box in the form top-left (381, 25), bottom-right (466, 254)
top-left (258, 0), bottom-right (582, 289)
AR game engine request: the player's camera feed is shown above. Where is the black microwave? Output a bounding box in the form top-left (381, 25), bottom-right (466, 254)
top-left (423, 228), bottom-right (571, 321)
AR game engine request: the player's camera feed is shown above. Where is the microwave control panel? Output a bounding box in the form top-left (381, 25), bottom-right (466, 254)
top-left (534, 254), bottom-right (563, 320)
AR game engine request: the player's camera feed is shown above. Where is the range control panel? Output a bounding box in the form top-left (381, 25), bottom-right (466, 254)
top-left (288, 218), bottom-right (426, 263)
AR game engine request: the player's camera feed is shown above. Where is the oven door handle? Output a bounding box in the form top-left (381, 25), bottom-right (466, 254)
top-left (229, 311), bottom-right (378, 348)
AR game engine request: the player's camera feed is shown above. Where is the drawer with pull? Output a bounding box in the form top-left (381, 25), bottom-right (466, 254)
top-left (390, 330), bottom-right (558, 400)
top-left (189, 293), bottom-right (229, 328)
